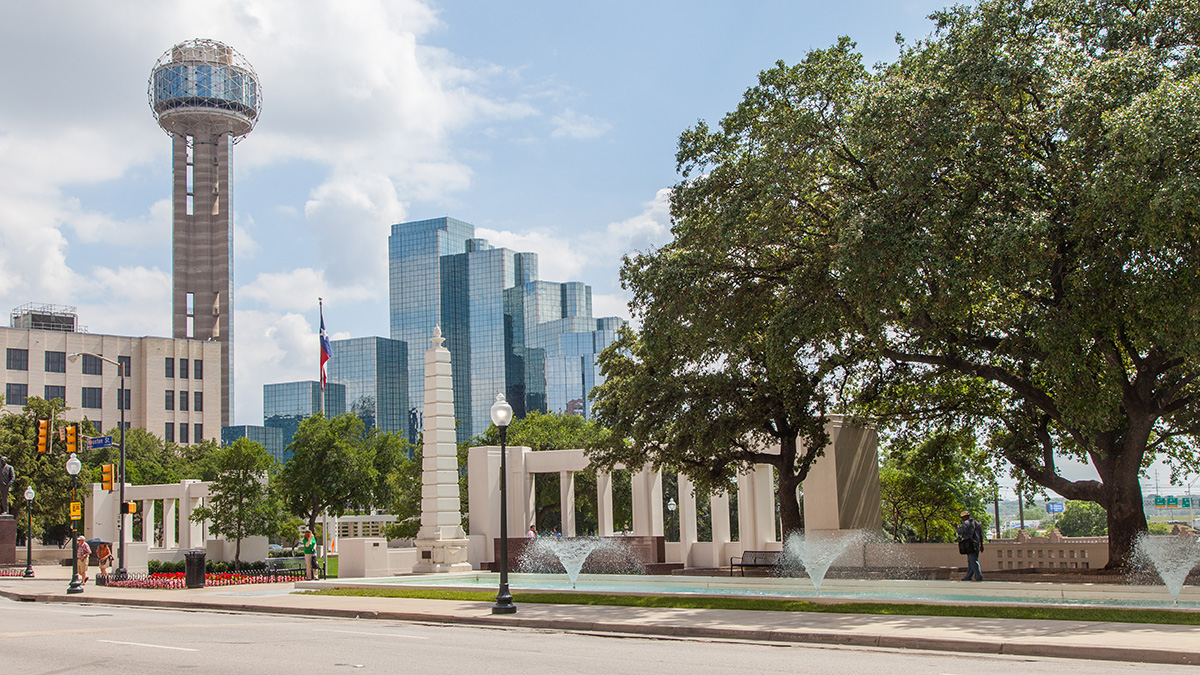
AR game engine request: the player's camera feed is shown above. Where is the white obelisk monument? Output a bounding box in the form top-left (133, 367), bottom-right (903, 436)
top-left (412, 325), bottom-right (472, 573)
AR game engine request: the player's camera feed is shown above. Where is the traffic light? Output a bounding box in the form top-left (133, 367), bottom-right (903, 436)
top-left (101, 464), bottom-right (115, 491)
top-left (121, 501), bottom-right (137, 515)
top-left (36, 419), bottom-right (50, 453)
top-left (66, 424), bottom-right (77, 451)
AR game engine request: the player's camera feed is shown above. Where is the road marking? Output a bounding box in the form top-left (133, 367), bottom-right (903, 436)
top-left (97, 639), bottom-right (199, 652)
top-left (314, 628), bottom-right (429, 640)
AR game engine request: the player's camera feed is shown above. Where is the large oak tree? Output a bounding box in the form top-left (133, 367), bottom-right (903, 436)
top-left (652, 0), bottom-right (1200, 567)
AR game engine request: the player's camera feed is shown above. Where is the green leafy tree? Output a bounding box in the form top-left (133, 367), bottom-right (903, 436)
top-left (188, 438), bottom-right (281, 569)
top-left (590, 38), bottom-right (871, 534)
top-left (0, 397), bottom-right (95, 544)
top-left (1056, 500), bottom-right (1109, 537)
top-left (276, 413), bottom-right (387, 532)
top-left (879, 431), bottom-right (992, 542)
top-left (657, 0), bottom-right (1200, 567)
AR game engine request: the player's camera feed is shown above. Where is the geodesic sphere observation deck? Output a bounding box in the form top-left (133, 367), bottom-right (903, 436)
top-left (148, 38), bottom-right (261, 141)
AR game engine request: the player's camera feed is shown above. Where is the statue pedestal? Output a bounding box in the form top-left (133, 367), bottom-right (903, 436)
top-left (412, 525), bottom-right (472, 574)
top-left (0, 515), bottom-right (16, 565)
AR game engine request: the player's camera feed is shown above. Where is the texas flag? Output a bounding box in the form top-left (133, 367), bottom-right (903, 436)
top-left (319, 307), bottom-right (333, 390)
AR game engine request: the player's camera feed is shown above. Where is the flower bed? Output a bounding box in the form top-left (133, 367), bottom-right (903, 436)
top-left (98, 568), bottom-right (304, 589)
top-left (0, 567), bottom-right (27, 577)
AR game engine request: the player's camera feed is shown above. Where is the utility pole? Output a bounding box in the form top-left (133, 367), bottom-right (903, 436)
top-left (994, 486), bottom-right (1001, 539)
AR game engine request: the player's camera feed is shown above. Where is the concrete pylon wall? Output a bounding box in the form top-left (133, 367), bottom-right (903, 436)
top-left (803, 416), bottom-right (883, 531)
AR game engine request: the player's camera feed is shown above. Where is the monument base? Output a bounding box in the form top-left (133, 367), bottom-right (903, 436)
top-left (411, 536), bottom-right (472, 574)
top-left (0, 515), bottom-right (16, 565)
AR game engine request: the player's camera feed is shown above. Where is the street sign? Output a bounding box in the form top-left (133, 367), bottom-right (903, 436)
top-left (1154, 496), bottom-right (1166, 508)
top-left (69, 502), bottom-right (82, 520)
top-left (1167, 496), bottom-right (1179, 508)
top-left (88, 435), bottom-right (113, 449)
top-left (1047, 502), bottom-right (1065, 513)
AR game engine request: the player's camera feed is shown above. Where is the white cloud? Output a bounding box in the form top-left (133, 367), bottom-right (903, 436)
top-left (239, 268), bottom-right (374, 312)
top-left (588, 187), bottom-right (674, 257)
top-left (550, 109), bottom-right (612, 140)
top-left (592, 292), bottom-right (633, 322)
top-left (234, 213), bottom-right (261, 259)
top-left (233, 309), bottom-right (321, 425)
top-left (304, 173), bottom-right (406, 286)
top-left (76, 266), bottom-right (172, 337)
top-left (475, 188), bottom-right (673, 294)
top-left (475, 228), bottom-right (587, 282)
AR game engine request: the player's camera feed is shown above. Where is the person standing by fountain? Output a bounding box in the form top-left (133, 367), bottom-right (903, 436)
top-left (957, 510), bottom-right (984, 581)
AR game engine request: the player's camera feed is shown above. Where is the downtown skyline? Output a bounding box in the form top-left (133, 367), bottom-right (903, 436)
top-left (0, 1), bottom-right (949, 427)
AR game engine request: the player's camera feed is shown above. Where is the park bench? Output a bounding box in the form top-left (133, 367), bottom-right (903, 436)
top-left (267, 556), bottom-right (324, 579)
top-left (730, 550), bottom-right (780, 576)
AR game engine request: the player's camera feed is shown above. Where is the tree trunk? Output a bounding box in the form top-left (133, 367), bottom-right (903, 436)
top-left (1101, 468), bottom-right (1148, 570)
top-left (777, 469), bottom-right (803, 537)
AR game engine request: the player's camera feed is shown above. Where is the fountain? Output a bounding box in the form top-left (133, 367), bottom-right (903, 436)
top-left (778, 530), bottom-right (866, 594)
top-left (520, 537), bottom-right (643, 588)
top-left (1134, 532), bottom-right (1200, 606)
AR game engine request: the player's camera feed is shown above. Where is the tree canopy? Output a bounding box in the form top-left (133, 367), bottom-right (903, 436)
top-left (635, 0), bottom-right (1200, 567)
top-left (276, 413), bottom-right (410, 531)
top-left (188, 438), bottom-right (282, 568)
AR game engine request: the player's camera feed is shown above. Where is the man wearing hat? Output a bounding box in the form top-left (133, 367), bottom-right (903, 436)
top-left (956, 510), bottom-right (984, 581)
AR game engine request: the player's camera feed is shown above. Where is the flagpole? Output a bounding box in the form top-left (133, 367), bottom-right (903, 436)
top-left (319, 297), bottom-right (325, 416)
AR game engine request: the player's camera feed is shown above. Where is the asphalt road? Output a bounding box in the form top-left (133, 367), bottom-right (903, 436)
top-left (1, 599), bottom-right (1193, 674)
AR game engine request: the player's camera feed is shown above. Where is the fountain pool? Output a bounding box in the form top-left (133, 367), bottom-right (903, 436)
top-left (299, 571), bottom-right (1200, 610)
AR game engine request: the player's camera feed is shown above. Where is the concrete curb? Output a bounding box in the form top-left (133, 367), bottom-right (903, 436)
top-left (2, 587), bottom-right (1198, 667)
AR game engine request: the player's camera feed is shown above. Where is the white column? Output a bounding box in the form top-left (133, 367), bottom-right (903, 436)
top-left (711, 489), bottom-right (731, 545)
top-left (737, 465), bottom-right (776, 550)
top-left (141, 500), bottom-right (155, 545)
top-left (678, 473), bottom-right (698, 566)
top-left (596, 471), bottom-right (614, 536)
top-left (631, 466), bottom-right (664, 536)
top-left (559, 471), bottom-right (576, 537)
top-left (163, 497), bottom-right (176, 542)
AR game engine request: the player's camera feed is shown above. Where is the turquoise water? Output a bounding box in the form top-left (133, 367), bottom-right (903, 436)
top-left (324, 572), bottom-right (1200, 610)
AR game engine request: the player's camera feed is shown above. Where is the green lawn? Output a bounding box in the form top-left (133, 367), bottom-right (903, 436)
top-left (303, 586), bottom-right (1200, 626)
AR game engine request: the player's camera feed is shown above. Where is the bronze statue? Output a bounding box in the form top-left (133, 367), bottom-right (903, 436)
top-left (0, 456), bottom-right (14, 516)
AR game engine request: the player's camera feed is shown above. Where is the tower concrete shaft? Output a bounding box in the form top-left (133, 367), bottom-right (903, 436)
top-left (171, 132), bottom-right (233, 426)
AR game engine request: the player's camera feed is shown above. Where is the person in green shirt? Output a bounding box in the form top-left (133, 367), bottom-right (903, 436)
top-left (302, 529), bottom-right (317, 580)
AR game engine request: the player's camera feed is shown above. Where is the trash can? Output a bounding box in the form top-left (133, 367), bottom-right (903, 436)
top-left (184, 549), bottom-right (206, 588)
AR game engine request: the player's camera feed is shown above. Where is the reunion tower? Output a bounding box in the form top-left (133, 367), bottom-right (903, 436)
top-left (149, 39), bottom-right (261, 427)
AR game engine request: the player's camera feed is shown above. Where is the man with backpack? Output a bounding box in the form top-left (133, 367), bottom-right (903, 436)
top-left (957, 510), bottom-right (984, 581)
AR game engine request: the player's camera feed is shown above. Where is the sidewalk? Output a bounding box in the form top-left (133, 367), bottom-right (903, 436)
top-left (3, 565), bottom-right (1199, 666)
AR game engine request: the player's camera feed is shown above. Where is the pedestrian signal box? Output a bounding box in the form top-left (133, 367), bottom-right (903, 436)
top-left (121, 501), bottom-right (137, 515)
top-left (101, 464), bottom-right (115, 491)
top-left (37, 419), bottom-right (50, 453)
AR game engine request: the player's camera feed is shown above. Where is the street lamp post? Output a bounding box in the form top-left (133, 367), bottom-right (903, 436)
top-left (68, 352), bottom-right (127, 577)
top-left (667, 497), bottom-right (677, 541)
top-left (490, 393), bottom-right (516, 615)
top-left (66, 453), bottom-right (83, 594)
top-left (23, 485), bottom-right (35, 578)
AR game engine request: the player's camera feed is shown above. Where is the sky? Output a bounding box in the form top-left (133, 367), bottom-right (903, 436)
top-left (2, 1), bottom-right (1190, 497)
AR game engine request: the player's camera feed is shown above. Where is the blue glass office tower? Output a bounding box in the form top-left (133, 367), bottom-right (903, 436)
top-left (326, 336), bottom-right (408, 439)
top-left (221, 424), bottom-right (285, 464)
top-left (389, 217), bottom-right (623, 442)
top-left (263, 380), bottom-right (345, 460)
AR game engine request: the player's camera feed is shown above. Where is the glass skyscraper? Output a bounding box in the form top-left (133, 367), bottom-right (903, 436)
top-left (327, 336), bottom-right (409, 440)
top-left (221, 424), bottom-right (285, 464)
top-left (263, 380), bottom-right (345, 460)
top-left (388, 217), bottom-right (623, 442)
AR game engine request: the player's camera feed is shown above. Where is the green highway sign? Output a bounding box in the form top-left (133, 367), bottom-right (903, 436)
top-left (1167, 495), bottom-right (1179, 507)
